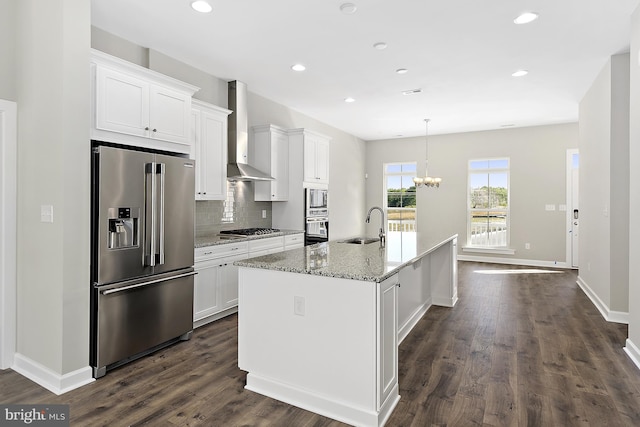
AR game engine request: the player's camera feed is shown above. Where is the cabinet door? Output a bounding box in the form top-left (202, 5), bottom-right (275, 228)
top-left (315, 138), bottom-right (330, 184)
top-left (221, 262), bottom-right (240, 308)
top-left (193, 262), bottom-right (221, 322)
top-left (191, 109), bottom-right (203, 195)
top-left (378, 275), bottom-right (398, 408)
top-left (200, 110), bottom-right (227, 200)
top-left (149, 84), bottom-right (192, 145)
top-left (303, 138), bottom-right (317, 182)
top-left (95, 66), bottom-right (149, 138)
top-left (272, 131), bottom-right (289, 200)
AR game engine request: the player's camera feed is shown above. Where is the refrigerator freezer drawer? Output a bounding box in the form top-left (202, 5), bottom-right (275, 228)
top-left (93, 270), bottom-right (194, 377)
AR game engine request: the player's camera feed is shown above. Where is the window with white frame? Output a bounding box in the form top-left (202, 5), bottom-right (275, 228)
top-left (468, 158), bottom-right (509, 247)
top-left (384, 163), bottom-right (417, 232)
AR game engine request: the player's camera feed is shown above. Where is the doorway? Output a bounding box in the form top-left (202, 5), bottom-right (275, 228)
top-left (0, 99), bottom-right (17, 369)
top-left (566, 149), bottom-right (579, 269)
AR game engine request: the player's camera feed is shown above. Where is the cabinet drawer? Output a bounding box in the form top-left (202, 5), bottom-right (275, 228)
top-left (195, 241), bottom-right (248, 262)
top-left (284, 233), bottom-right (304, 248)
top-left (248, 236), bottom-right (284, 253)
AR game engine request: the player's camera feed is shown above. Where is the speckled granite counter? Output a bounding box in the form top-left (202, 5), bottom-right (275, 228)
top-left (235, 232), bottom-right (458, 282)
top-left (195, 229), bottom-right (304, 248)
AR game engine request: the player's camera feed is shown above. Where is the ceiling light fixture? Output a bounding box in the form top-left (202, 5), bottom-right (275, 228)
top-left (512, 69), bottom-right (528, 77)
top-left (340, 3), bottom-right (357, 14)
top-left (396, 68), bottom-right (408, 74)
top-left (373, 42), bottom-right (388, 50)
top-left (413, 119), bottom-right (441, 188)
top-left (514, 12), bottom-right (539, 25)
top-left (344, 97), bottom-right (355, 103)
top-left (291, 64), bottom-right (306, 71)
top-left (191, 0), bottom-right (212, 13)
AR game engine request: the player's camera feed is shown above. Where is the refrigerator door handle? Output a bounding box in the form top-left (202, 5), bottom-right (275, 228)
top-left (100, 271), bottom-right (197, 295)
top-left (145, 162), bottom-right (157, 267)
top-left (157, 163), bottom-right (166, 265)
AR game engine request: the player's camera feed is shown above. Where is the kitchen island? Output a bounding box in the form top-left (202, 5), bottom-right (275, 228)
top-left (236, 232), bottom-right (458, 427)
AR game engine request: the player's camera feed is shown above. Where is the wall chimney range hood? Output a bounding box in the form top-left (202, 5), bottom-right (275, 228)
top-left (227, 80), bottom-right (274, 181)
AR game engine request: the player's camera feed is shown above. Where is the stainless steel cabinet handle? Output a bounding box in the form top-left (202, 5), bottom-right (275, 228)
top-left (203, 251), bottom-right (213, 255)
top-left (157, 163), bottom-right (166, 265)
top-left (101, 271), bottom-right (197, 295)
top-left (145, 126), bottom-right (149, 131)
top-left (152, 128), bottom-right (157, 132)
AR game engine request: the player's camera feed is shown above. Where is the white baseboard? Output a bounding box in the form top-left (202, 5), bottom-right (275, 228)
top-left (624, 339), bottom-right (640, 371)
top-left (576, 276), bottom-right (629, 324)
top-left (12, 353), bottom-right (94, 395)
top-left (398, 300), bottom-right (431, 344)
top-left (458, 254), bottom-right (570, 269)
top-left (432, 295), bottom-right (458, 308)
top-left (246, 373), bottom-right (399, 427)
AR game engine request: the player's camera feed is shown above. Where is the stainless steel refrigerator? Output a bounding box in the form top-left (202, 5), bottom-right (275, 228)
top-left (90, 143), bottom-right (195, 378)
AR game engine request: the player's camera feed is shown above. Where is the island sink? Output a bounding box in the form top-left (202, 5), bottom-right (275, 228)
top-left (342, 237), bottom-right (379, 244)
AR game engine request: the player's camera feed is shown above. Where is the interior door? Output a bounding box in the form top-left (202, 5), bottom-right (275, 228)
top-left (570, 152), bottom-right (579, 268)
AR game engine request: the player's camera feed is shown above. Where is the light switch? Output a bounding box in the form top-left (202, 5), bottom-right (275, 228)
top-left (294, 296), bottom-right (305, 316)
top-left (40, 205), bottom-right (54, 223)
top-left (545, 204), bottom-right (556, 211)
top-left (559, 204), bottom-right (567, 211)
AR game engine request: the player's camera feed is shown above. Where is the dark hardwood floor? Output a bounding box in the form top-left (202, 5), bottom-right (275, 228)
top-left (2, 261), bottom-right (640, 426)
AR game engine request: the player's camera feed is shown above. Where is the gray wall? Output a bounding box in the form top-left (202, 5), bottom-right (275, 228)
top-left (0, 0), bottom-right (16, 101)
top-left (629, 6), bottom-right (640, 351)
top-left (366, 123), bottom-right (578, 264)
top-left (578, 53), bottom-right (630, 315)
top-left (14, 0), bottom-right (90, 374)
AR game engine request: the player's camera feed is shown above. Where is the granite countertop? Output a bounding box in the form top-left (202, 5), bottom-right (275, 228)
top-left (195, 229), bottom-right (304, 248)
top-left (235, 232), bottom-right (458, 282)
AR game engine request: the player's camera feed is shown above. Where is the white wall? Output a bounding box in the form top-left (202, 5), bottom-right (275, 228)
top-left (15, 0), bottom-right (90, 376)
top-left (366, 124), bottom-right (578, 264)
top-left (578, 53), bottom-right (630, 318)
top-left (0, 0), bottom-right (16, 101)
top-left (628, 5), bottom-right (640, 360)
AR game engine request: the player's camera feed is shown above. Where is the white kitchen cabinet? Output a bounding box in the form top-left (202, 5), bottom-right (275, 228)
top-left (301, 130), bottom-right (330, 185)
top-left (91, 49), bottom-right (199, 155)
top-left (252, 125), bottom-right (289, 201)
top-left (284, 233), bottom-right (304, 250)
top-left (248, 236), bottom-right (285, 257)
top-left (192, 100), bottom-right (232, 200)
top-left (194, 241), bottom-right (248, 327)
top-left (378, 274), bottom-right (399, 408)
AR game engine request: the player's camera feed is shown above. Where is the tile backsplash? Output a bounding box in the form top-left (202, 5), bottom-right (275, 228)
top-left (195, 181), bottom-right (272, 236)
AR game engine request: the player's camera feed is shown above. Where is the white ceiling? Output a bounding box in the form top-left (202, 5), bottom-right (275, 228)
top-left (91, 0), bottom-right (639, 141)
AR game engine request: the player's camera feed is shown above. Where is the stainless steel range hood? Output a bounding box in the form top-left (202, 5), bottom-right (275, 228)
top-left (227, 80), bottom-right (274, 181)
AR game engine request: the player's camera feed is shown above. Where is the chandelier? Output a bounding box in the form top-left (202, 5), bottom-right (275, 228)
top-left (413, 119), bottom-right (442, 188)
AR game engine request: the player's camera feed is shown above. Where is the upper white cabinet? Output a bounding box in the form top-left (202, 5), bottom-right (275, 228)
top-left (288, 129), bottom-right (331, 186)
top-left (252, 125), bottom-right (289, 201)
top-left (90, 49), bottom-right (199, 154)
top-left (192, 100), bottom-right (232, 200)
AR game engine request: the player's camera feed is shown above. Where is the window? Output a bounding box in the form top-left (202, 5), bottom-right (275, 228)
top-left (384, 163), bottom-right (417, 232)
top-left (468, 158), bottom-right (509, 247)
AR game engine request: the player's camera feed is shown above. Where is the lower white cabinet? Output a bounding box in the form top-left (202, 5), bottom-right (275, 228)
top-left (378, 274), bottom-right (399, 407)
top-left (194, 233), bottom-right (303, 327)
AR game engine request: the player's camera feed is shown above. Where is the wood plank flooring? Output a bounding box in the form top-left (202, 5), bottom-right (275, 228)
top-left (2, 261), bottom-right (640, 426)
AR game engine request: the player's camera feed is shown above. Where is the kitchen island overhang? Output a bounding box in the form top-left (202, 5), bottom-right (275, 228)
top-left (236, 232), bottom-right (458, 426)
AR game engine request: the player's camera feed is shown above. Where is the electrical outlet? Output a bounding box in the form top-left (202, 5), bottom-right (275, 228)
top-left (40, 205), bottom-right (54, 223)
top-left (294, 296), bottom-right (305, 316)
top-left (262, 209), bottom-right (267, 219)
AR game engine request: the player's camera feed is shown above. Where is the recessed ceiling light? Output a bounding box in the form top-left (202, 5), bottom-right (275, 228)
top-left (291, 64), bottom-right (306, 72)
top-left (514, 12), bottom-right (538, 24)
top-left (373, 42), bottom-right (388, 50)
top-left (344, 97), bottom-right (355, 103)
top-left (191, 1), bottom-right (212, 13)
top-left (512, 70), bottom-right (528, 77)
top-left (340, 3), bottom-right (357, 14)
top-left (396, 68), bottom-right (408, 74)
top-left (402, 88), bottom-right (422, 95)
top-left (501, 124), bottom-right (515, 127)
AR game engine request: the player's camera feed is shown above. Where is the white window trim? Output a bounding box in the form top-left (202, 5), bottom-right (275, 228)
top-left (466, 157), bottom-right (511, 249)
top-left (383, 162), bottom-right (417, 233)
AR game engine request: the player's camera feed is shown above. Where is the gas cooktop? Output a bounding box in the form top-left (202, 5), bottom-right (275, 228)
top-left (219, 228), bottom-right (281, 236)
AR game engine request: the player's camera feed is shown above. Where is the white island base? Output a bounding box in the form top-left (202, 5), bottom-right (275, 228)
top-left (237, 234), bottom-right (457, 426)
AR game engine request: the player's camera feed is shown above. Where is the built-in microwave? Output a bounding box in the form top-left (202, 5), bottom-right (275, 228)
top-left (305, 187), bottom-right (328, 217)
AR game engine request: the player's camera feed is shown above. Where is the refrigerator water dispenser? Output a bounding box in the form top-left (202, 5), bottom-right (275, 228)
top-left (108, 207), bottom-right (139, 249)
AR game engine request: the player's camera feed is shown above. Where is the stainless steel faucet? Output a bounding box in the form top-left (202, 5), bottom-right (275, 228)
top-left (366, 206), bottom-right (385, 247)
